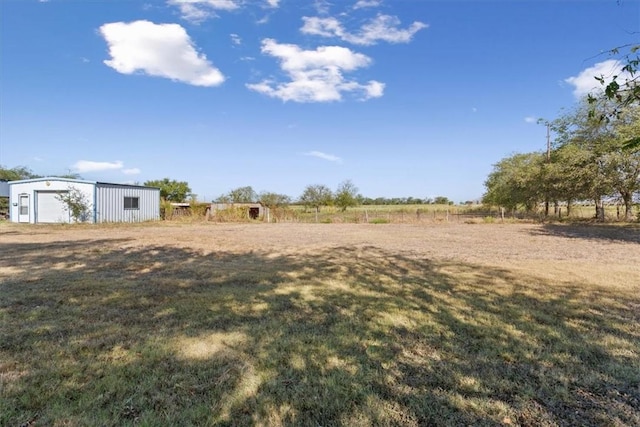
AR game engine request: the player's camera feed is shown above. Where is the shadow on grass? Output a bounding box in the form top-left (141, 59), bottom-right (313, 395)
top-left (530, 223), bottom-right (640, 244)
top-left (1, 236), bottom-right (639, 426)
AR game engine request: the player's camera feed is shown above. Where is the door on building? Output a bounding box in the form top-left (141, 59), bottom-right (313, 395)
top-left (36, 191), bottom-right (70, 223)
top-left (18, 194), bottom-right (30, 223)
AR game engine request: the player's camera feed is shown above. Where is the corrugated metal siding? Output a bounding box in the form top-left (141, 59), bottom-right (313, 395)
top-left (95, 184), bottom-right (160, 223)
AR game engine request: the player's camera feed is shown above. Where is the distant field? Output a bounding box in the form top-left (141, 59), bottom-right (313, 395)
top-left (278, 204), bottom-right (632, 224)
top-left (1, 222), bottom-right (639, 426)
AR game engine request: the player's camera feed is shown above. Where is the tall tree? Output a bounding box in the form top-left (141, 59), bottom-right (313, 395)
top-left (545, 144), bottom-right (594, 216)
top-left (144, 178), bottom-right (191, 202)
top-left (227, 186), bottom-right (257, 203)
top-left (299, 184), bottom-right (333, 222)
top-left (607, 105), bottom-right (640, 219)
top-left (553, 101), bottom-right (619, 220)
top-left (334, 180), bottom-right (359, 212)
top-left (483, 152), bottom-right (545, 212)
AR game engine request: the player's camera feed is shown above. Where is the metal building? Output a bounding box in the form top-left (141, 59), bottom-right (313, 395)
top-left (8, 177), bottom-right (160, 224)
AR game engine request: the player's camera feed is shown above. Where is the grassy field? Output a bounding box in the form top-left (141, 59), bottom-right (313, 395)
top-left (1, 222), bottom-right (639, 426)
top-left (218, 204), bottom-right (634, 224)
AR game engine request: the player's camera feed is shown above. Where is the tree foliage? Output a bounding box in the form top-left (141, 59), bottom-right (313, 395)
top-left (0, 165), bottom-right (82, 181)
top-left (56, 186), bottom-right (92, 223)
top-left (483, 152), bottom-right (545, 211)
top-left (258, 191), bottom-right (291, 208)
top-left (0, 165), bottom-right (40, 181)
top-left (334, 180), bottom-right (359, 211)
top-left (484, 102), bottom-right (640, 221)
top-left (433, 196), bottom-right (453, 205)
top-left (144, 178), bottom-right (191, 202)
top-left (227, 186), bottom-right (257, 203)
top-left (588, 43), bottom-right (640, 148)
top-left (299, 184), bottom-right (333, 212)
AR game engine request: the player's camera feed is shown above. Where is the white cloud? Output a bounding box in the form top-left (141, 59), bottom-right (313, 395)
top-left (72, 160), bottom-right (124, 173)
top-left (99, 20), bottom-right (225, 87)
top-left (230, 33), bottom-right (242, 45)
top-left (354, 0), bottom-right (381, 9)
top-left (122, 168), bottom-right (142, 175)
top-left (313, 0), bottom-right (331, 15)
top-left (246, 38), bottom-right (384, 102)
top-left (565, 59), bottom-right (630, 98)
top-left (168, 0), bottom-right (240, 23)
top-left (266, 0), bottom-right (280, 7)
top-left (304, 151), bottom-right (342, 163)
top-left (524, 116), bottom-right (537, 123)
top-left (301, 14), bottom-right (427, 46)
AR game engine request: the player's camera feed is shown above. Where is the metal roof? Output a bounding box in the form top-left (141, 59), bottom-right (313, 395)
top-left (8, 177), bottom-right (159, 190)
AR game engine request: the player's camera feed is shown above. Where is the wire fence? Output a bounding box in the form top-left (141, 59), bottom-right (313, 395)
top-left (202, 205), bottom-right (635, 224)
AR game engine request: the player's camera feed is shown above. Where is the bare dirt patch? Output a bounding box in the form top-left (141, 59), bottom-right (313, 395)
top-left (2, 222), bottom-right (638, 288)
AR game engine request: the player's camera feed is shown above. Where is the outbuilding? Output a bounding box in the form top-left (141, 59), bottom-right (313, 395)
top-left (8, 177), bottom-right (160, 224)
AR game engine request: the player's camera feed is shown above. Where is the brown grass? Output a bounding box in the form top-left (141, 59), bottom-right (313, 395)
top-left (1, 222), bottom-right (639, 426)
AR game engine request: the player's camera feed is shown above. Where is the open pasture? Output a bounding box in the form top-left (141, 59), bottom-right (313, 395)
top-left (1, 222), bottom-right (639, 426)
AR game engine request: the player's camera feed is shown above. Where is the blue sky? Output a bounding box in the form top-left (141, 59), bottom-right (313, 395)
top-left (1, 0), bottom-right (638, 202)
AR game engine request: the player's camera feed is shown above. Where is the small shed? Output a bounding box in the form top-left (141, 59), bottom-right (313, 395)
top-left (8, 177), bottom-right (160, 223)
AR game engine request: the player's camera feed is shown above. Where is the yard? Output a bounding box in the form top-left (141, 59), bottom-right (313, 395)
top-left (1, 222), bottom-right (639, 426)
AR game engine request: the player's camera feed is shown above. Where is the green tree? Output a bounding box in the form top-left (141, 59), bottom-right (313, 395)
top-left (589, 44), bottom-right (639, 127)
top-left (483, 152), bottom-right (545, 212)
top-left (552, 101), bottom-right (619, 220)
top-left (433, 196), bottom-right (451, 205)
top-left (0, 165), bottom-right (39, 181)
top-left (606, 105), bottom-right (640, 219)
top-left (334, 180), bottom-right (359, 212)
top-left (144, 178), bottom-right (191, 202)
top-left (299, 184), bottom-right (333, 222)
top-left (227, 186), bottom-right (257, 203)
top-left (56, 186), bottom-right (92, 223)
top-left (545, 144), bottom-right (595, 216)
top-left (258, 191), bottom-right (291, 208)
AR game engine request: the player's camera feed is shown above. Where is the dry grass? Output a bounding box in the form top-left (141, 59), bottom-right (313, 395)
top-left (1, 222), bottom-right (639, 426)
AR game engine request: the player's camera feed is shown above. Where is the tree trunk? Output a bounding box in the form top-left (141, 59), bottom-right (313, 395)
top-left (315, 207), bottom-right (319, 223)
top-left (595, 197), bottom-right (605, 222)
top-left (621, 191), bottom-right (634, 221)
top-left (565, 200), bottom-right (572, 217)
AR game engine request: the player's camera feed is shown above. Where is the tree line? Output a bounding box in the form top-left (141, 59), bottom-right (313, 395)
top-left (1, 169), bottom-right (455, 213)
top-left (483, 101), bottom-right (640, 221)
top-left (211, 181), bottom-right (454, 212)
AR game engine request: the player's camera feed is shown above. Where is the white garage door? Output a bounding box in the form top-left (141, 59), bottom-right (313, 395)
top-left (36, 191), bottom-right (70, 223)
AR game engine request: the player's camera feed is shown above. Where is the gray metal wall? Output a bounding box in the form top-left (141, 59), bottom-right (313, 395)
top-left (0, 181), bottom-right (9, 198)
top-left (95, 184), bottom-right (160, 223)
